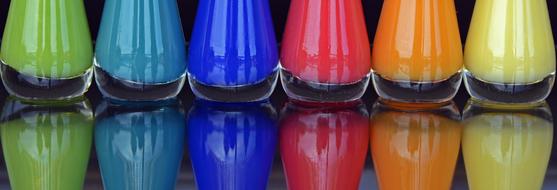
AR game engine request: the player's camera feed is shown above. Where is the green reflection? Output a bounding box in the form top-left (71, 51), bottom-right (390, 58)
top-left (0, 96), bottom-right (93, 190)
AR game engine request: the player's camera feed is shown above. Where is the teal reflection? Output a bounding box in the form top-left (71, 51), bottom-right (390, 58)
top-left (95, 99), bottom-right (186, 190)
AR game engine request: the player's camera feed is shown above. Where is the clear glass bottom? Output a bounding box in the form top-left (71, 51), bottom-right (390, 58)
top-left (189, 70), bottom-right (279, 102)
top-left (95, 66), bottom-right (186, 101)
top-left (464, 70), bottom-right (555, 104)
top-left (280, 69), bottom-right (370, 103)
top-left (372, 71), bottom-right (462, 103)
top-left (0, 61), bottom-right (93, 100)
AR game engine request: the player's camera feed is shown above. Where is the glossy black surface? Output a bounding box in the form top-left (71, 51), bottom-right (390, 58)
top-left (0, 80), bottom-right (550, 189)
top-left (0, 0), bottom-right (555, 189)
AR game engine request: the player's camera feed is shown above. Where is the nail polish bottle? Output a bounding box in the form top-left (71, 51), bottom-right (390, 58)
top-left (95, 0), bottom-right (188, 101)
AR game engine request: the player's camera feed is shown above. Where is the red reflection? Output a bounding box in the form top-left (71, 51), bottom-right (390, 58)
top-left (280, 101), bottom-right (369, 190)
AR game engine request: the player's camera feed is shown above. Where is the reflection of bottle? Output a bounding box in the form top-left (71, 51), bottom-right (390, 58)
top-left (95, 0), bottom-right (187, 101)
top-left (280, 0), bottom-right (371, 103)
top-left (0, 96), bottom-right (93, 190)
top-left (370, 101), bottom-right (461, 190)
top-left (188, 100), bottom-right (277, 190)
top-left (188, 0), bottom-right (279, 102)
top-left (280, 101), bottom-right (369, 189)
top-left (95, 99), bottom-right (186, 190)
top-left (464, 0), bottom-right (556, 104)
top-left (0, 0), bottom-right (93, 100)
top-left (372, 0), bottom-right (463, 103)
top-left (462, 100), bottom-right (553, 190)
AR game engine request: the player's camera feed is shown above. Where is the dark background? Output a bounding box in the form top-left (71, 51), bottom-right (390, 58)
top-left (0, 1), bottom-right (556, 189)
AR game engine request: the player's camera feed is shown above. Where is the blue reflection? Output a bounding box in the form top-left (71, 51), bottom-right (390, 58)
top-left (95, 99), bottom-right (186, 190)
top-left (188, 100), bottom-right (278, 190)
top-left (188, 0), bottom-right (279, 86)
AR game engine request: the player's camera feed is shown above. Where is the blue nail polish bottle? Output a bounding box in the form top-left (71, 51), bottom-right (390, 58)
top-left (187, 100), bottom-right (278, 189)
top-left (94, 99), bottom-right (186, 190)
top-left (95, 0), bottom-right (187, 101)
top-left (188, 0), bottom-right (279, 102)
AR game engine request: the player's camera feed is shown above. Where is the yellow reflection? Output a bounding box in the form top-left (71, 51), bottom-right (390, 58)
top-left (462, 100), bottom-right (553, 190)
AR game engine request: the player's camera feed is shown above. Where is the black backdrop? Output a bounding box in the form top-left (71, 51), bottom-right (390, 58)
top-left (0, 0), bottom-right (556, 109)
top-left (1, 0), bottom-right (553, 43)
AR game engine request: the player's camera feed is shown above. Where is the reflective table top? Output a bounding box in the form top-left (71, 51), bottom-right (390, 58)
top-left (0, 82), bottom-right (554, 190)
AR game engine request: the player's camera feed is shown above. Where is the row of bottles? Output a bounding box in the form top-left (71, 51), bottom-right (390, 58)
top-left (0, 0), bottom-right (554, 104)
top-left (0, 97), bottom-right (552, 189)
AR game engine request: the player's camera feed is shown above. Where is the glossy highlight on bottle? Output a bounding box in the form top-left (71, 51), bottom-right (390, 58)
top-left (0, 96), bottom-right (94, 190)
top-left (464, 0), bottom-right (556, 104)
top-left (372, 0), bottom-right (463, 103)
top-left (0, 0), bottom-right (93, 100)
top-left (188, 100), bottom-right (278, 190)
top-left (370, 101), bottom-right (461, 190)
top-left (280, 101), bottom-right (369, 190)
top-left (280, 0), bottom-right (372, 102)
top-left (95, 99), bottom-right (186, 190)
top-left (95, 0), bottom-right (187, 101)
top-left (188, 0), bottom-right (279, 102)
top-left (462, 100), bottom-right (553, 190)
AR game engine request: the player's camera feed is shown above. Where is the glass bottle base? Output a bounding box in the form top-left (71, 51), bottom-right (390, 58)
top-left (372, 71), bottom-right (462, 103)
top-left (0, 61), bottom-right (92, 100)
top-left (280, 69), bottom-right (370, 103)
top-left (464, 71), bottom-right (555, 104)
top-left (95, 66), bottom-right (186, 101)
top-left (188, 70), bottom-right (279, 102)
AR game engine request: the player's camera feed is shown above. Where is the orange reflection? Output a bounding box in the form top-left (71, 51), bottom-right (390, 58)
top-left (370, 101), bottom-right (461, 190)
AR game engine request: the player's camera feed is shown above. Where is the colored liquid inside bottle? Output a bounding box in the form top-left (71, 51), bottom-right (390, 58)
top-left (188, 0), bottom-right (279, 102)
top-left (0, 0), bottom-right (93, 99)
top-left (370, 101), bottom-right (461, 190)
top-left (462, 101), bottom-right (553, 190)
top-left (187, 100), bottom-right (277, 190)
top-left (95, 0), bottom-right (187, 101)
top-left (0, 97), bottom-right (93, 190)
top-left (371, 0), bottom-right (463, 103)
top-left (94, 100), bottom-right (186, 190)
top-left (279, 101), bottom-right (369, 190)
top-left (464, 0), bottom-right (556, 103)
top-left (280, 0), bottom-right (371, 102)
